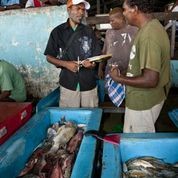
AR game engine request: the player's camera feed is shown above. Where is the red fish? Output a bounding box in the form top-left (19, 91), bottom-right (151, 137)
top-left (50, 160), bottom-right (64, 178)
top-left (67, 130), bottom-right (83, 153)
top-left (18, 148), bottom-right (44, 176)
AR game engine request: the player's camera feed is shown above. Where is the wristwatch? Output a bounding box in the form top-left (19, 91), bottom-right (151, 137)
top-left (4, 6), bottom-right (7, 10)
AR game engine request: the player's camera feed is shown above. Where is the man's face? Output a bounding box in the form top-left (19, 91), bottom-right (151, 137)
top-left (109, 13), bottom-right (124, 30)
top-left (123, 0), bottom-right (135, 26)
top-left (68, 3), bottom-right (86, 24)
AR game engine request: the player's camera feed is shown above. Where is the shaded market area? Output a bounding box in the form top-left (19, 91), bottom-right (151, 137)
top-left (0, 1), bottom-right (178, 178)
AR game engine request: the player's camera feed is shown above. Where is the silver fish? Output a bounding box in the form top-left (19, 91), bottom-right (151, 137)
top-left (123, 169), bottom-right (152, 178)
top-left (124, 156), bottom-right (178, 178)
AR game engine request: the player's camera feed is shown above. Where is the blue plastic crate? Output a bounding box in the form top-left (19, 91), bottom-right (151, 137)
top-left (36, 87), bottom-right (60, 112)
top-left (101, 133), bottom-right (178, 178)
top-left (171, 60), bottom-right (178, 87)
top-left (36, 80), bottom-right (105, 113)
top-left (0, 108), bottom-right (102, 178)
top-left (168, 108), bottom-right (178, 128)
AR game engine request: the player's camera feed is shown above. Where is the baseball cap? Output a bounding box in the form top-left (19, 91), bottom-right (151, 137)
top-left (67, 0), bottom-right (90, 10)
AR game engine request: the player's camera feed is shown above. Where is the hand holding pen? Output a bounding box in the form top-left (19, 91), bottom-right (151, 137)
top-left (81, 59), bottom-right (95, 69)
top-left (74, 58), bottom-right (95, 70)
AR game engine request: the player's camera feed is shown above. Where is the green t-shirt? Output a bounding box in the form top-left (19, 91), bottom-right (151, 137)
top-left (126, 19), bottom-right (171, 110)
top-left (0, 60), bottom-right (26, 101)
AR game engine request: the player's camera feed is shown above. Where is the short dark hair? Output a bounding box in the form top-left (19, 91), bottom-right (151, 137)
top-left (109, 7), bottom-right (123, 16)
top-left (125, 0), bottom-right (154, 13)
top-left (109, 7), bottom-right (125, 20)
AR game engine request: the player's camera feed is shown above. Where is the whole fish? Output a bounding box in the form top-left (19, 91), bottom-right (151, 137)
top-left (18, 148), bottom-right (44, 176)
top-left (48, 124), bottom-right (76, 154)
top-left (67, 130), bottom-right (83, 153)
top-left (124, 156), bottom-right (178, 178)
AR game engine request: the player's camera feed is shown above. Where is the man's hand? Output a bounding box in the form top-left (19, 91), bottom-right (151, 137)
top-left (65, 61), bottom-right (79, 73)
top-left (98, 62), bottom-right (105, 79)
top-left (98, 68), bottom-right (104, 79)
top-left (46, 55), bottom-right (79, 73)
top-left (82, 59), bottom-right (95, 69)
top-left (109, 66), bottom-right (121, 81)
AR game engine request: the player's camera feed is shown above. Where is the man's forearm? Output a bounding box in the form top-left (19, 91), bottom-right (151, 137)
top-left (46, 55), bottom-right (68, 68)
top-left (110, 68), bottom-right (159, 88)
top-left (112, 74), bottom-right (159, 88)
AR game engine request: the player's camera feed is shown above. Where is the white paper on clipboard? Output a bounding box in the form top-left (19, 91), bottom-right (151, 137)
top-left (88, 54), bottom-right (112, 62)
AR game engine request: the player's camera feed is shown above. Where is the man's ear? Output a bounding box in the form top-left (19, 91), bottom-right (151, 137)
top-left (67, 7), bottom-right (71, 12)
top-left (129, 5), bottom-right (138, 15)
top-left (134, 5), bottom-right (139, 13)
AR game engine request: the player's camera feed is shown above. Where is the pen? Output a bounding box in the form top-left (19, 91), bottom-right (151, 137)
top-left (59, 48), bottom-right (62, 58)
top-left (77, 56), bottom-right (80, 72)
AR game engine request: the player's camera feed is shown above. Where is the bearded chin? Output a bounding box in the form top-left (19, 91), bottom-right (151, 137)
top-left (81, 16), bottom-right (87, 25)
top-left (73, 17), bottom-right (82, 24)
top-left (78, 17), bottom-right (84, 23)
top-left (70, 15), bottom-right (85, 24)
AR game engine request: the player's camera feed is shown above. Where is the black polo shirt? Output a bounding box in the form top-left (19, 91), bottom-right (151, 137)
top-left (44, 20), bottom-right (101, 91)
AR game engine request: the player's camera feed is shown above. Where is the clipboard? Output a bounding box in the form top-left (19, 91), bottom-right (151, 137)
top-left (88, 54), bottom-right (112, 62)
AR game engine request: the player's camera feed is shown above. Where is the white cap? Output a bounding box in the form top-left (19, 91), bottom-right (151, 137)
top-left (67, 0), bottom-right (90, 10)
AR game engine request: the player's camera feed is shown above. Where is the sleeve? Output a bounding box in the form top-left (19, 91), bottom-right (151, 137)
top-left (139, 38), bottom-right (161, 73)
top-left (91, 29), bottom-right (102, 56)
top-left (102, 30), bottom-right (109, 54)
top-left (44, 29), bottom-right (60, 58)
top-left (1, 72), bottom-right (13, 91)
top-left (25, 0), bottom-right (34, 8)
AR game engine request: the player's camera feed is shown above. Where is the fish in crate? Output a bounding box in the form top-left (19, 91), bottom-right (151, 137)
top-left (123, 156), bottom-right (178, 178)
top-left (18, 118), bottom-right (84, 178)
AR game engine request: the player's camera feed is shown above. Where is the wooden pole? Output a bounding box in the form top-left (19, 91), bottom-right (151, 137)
top-left (97, 0), bottom-right (100, 14)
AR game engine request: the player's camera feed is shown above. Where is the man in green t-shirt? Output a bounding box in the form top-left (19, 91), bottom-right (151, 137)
top-left (109, 0), bottom-right (171, 133)
top-left (0, 60), bottom-right (26, 102)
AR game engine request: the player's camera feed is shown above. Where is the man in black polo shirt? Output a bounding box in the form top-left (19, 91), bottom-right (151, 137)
top-left (44, 0), bottom-right (101, 107)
